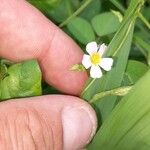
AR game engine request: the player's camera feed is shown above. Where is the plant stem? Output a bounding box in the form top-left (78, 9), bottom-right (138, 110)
top-left (113, 21), bottom-right (133, 56)
top-left (110, 0), bottom-right (125, 13)
top-left (110, 0), bottom-right (149, 59)
top-left (59, 0), bottom-right (92, 28)
top-left (89, 86), bottom-right (132, 103)
top-left (133, 35), bottom-right (149, 59)
top-left (80, 78), bottom-right (96, 97)
top-left (138, 12), bottom-right (150, 30)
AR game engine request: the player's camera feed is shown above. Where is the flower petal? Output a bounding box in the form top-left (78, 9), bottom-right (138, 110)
top-left (86, 41), bottom-right (98, 55)
top-left (90, 66), bottom-right (102, 78)
top-left (98, 43), bottom-right (107, 56)
top-left (82, 54), bottom-right (92, 69)
top-left (100, 58), bottom-right (113, 71)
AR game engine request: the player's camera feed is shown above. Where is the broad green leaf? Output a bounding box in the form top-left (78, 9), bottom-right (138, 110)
top-left (123, 60), bottom-right (149, 85)
top-left (67, 17), bottom-right (95, 44)
top-left (87, 68), bottom-right (150, 150)
top-left (79, 0), bottom-right (101, 21)
top-left (92, 12), bottom-right (121, 36)
top-left (0, 59), bottom-right (42, 100)
top-left (81, 0), bottom-right (144, 122)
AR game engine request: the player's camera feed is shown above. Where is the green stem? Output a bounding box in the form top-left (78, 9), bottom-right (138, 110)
top-left (110, 0), bottom-right (150, 30)
top-left (110, 0), bottom-right (149, 59)
top-left (133, 36), bottom-right (148, 59)
top-left (80, 78), bottom-right (96, 97)
top-left (113, 21), bottom-right (133, 56)
top-left (59, 0), bottom-right (92, 28)
top-left (138, 12), bottom-right (150, 30)
top-left (110, 0), bottom-right (125, 13)
top-left (89, 86), bottom-right (132, 103)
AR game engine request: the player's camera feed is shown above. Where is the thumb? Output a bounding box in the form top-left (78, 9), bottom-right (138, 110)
top-left (0, 96), bottom-right (97, 150)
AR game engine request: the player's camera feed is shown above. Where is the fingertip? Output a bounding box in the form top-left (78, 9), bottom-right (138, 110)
top-left (62, 100), bottom-right (97, 150)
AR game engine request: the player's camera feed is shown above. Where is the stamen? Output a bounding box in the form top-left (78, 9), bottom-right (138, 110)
top-left (90, 53), bottom-right (101, 65)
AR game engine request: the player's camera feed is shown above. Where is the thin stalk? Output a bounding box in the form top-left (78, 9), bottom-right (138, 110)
top-left (89, 86), bottom-right (132, 103)
top-left (110, 0), bottom-right (125, 13)
top-left (133, 36), bottom-right (148, 59)
top-left (138, 12), bottom-right (150, 30)
top-left (80, 78), bottom-right (96, 97)
top-left (59, 0), bottom-right (92, 28)
top-left (110, 0), bottom-right (149, 59)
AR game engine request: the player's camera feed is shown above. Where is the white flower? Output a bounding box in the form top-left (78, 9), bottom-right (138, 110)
top-left (82, 41), bottom-right (113, 78)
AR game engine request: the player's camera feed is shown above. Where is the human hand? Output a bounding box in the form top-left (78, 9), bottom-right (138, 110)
top-left (0, 0), bottom-right (97, 150)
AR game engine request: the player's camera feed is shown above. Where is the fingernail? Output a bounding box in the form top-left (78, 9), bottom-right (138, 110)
top-left (62, 106), bottom-right (97, 150)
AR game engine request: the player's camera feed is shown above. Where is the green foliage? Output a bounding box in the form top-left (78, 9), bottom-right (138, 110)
top-left (92, 12), bottom-right (121, 36)
top-left (87, 69), bottom-right (150, 150)
top-left (47, 0), bottom-right (71, 23)
top-left (0, 59), bottom-right (42, 100)
top-left (81, 0), bottom-right (144, 122)
top-left (79, 0), bottom-right (101, 21)
top-left (28, 0), bottom-right (62, 13)
top-left (124, 60), bottom-right (149, 85)
top-left (67, 17), bottom-right (95, 44)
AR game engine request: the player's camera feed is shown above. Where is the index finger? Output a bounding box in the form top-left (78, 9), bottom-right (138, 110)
top-left (0, 0), bottom-right (88, 95)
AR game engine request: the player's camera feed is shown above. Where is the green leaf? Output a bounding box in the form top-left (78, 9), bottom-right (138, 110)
top-left (79, 0), bottom-right (101, 21)
top-left (142, 7), bottom-right (150, 21)
top-left (67, 17), bottom-right (95, 44)
top-left (111, 10), bottom-right (123, 22)
top-left (92, 12), bottom-right (121, 36)
top-left (87, 69), bottom-right (150, 150)
top-left (49, 0), bottom-right (74, 23)
top-left (133, 35), bottom-right (150, 64)
top-left (89, 86), bottom-right (132, 104)
top-left (0, 59), bottom-right (42, 100)
top-left (123, 60), bottom-right (149, 85)
top-left (81, 0), bottom-right (144, 122)
top-left (28, 0), bottom-right (62, 11)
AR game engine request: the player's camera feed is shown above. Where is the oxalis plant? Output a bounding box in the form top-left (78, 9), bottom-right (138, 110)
top-left (0, 0), bottom-right (150, 149)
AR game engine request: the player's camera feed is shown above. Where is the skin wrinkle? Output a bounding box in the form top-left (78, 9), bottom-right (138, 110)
top-left (11, 108), bottom-right (36, 150)
top-left (14, 116), bottom-right (19, 150)
top-left (0, 114), bottom-right (13, 150)
top-left (7, 115), bottom-right (18, 150)
top-left (25, 109), bottom-right (37, 150)
top-left (27, 109), bottom-right (49, 150)
top-left (14, 109), bottom-right (24, 150)
top-left (14, 109), bottom-right (26, 150)
top-left (27, 107), bottom-right (56, 150)
top-left (25, 108), bottom-right (51, 150)
top-left (0, 106), bottom-right (56, 150)
top-left (6, 116), bottom-right (14, 149)
top-left (0, 118), bottom-right (6, 150)
top-left (39, 113), bottom-right (55, 150)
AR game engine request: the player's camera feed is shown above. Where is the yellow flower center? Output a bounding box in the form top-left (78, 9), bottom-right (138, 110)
top-left (90, 52), bottom-right (101, 65)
